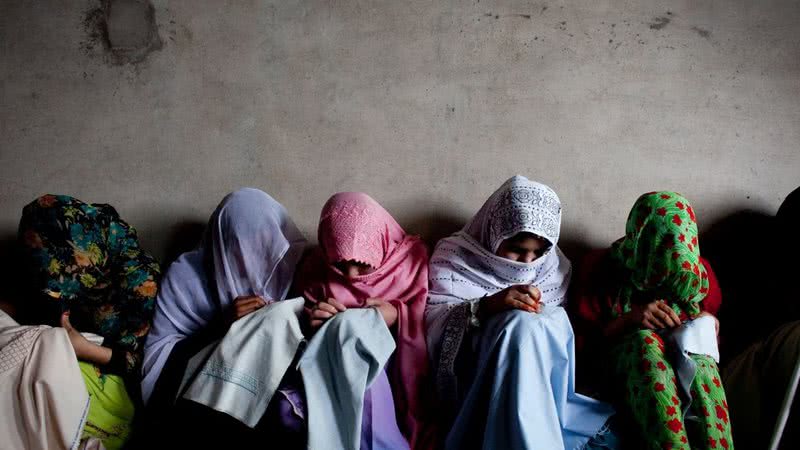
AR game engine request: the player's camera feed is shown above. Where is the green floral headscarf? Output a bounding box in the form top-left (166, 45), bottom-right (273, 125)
top-left (610, 191), bottom-right (708, 318)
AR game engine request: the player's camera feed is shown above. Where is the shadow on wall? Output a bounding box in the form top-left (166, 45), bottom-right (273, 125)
top-left (161, 220), bottom-right (206, 265)
top-left (557, 222), bottom-right (596, 268)
top-left (0, 232), bottom-right (21, 318)
top-left (404, 209), bottom-right (465, 251)
top-left (700, 209), bottom-right (789, 362)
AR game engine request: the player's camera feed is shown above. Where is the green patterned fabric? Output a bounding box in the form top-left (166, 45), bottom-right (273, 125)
top-left (611, 331), bottom-right (733, 450)
top-left (610, 191), bottom-right (708, 318)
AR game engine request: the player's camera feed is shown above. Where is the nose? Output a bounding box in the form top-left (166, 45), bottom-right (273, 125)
top-left (522, 252), bottom-right (536, 264)
top-left (345, 265), bottom-right (361, 278)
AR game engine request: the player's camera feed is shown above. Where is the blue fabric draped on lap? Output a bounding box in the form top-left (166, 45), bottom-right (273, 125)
top-left (446, 306), bottom-right (614, 450)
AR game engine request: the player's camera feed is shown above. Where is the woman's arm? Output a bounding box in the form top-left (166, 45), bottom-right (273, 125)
top-left (366, 298), bottom-right (399, 328)
top-left (61, 312), bottom-right (112, 364)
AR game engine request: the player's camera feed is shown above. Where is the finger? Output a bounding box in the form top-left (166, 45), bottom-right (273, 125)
top-left (511, 291), bottom-right (537, 307)
top-left (365, 298), bottom-right (382, 307)
top-left (316, 302), bottom-right (338, 315)
top-left (642, 318), bottom-right (656, 330)
top-left (236, 297), bottom-right (263, 310)
top-left (648, 314), bottom-right (666, 329)
top-left (327, 298), bottom-right (347, 312)
top-left (235, 299), bottom-right (260, 313)
top-left (654, 309), bottom-right (676, 328)
top-left (249, 296), bottom-right (267, 307)
top-left (507, 298), bottom-right (537, 313)
top-left (236, 303), bottom-right (263, 319)
top-left (311, 319), bottom-right (324, 329)
top-left (520, 285), bottom-right (541, 303)
top-left (515, 291), bottom-right (541, 311)
top-left (662, 304), bottom-right (682, 327)
top-left (311, 309), bottom-right (334, 320)
top-left (60, 312), bottom-right (72, 330)
top-left (656, 302), bottom-right (680, 327)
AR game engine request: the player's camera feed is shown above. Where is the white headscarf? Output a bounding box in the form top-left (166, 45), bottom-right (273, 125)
top-left (427, 175), bottom-right (571, 308)
top-left (141, 188), bottom-right (306, 404)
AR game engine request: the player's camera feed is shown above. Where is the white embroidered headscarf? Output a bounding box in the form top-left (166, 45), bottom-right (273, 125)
top-left (427, 175), bottom-right (571, 308)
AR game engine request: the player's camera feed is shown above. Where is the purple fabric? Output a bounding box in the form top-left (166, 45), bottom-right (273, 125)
top-left (276, 368), bottom-right (408, 450)
top-left (141, 188), bottom-right (306, 405)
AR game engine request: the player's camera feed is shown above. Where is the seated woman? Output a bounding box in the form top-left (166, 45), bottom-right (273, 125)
top-left (18, 194), bottom-right (161, 450)
top-left (425, 175), bottom-right (615, 450)
top-left (140, 188), bottom-right (306, 446)
top-left (0, 308), bottom-right (91, 450)
top-left (721, 185), bottom-right (800, 449)
top-left (291, 192), bottom-right (437, 450)
top-left (571, 191), bottom-right (733, 450)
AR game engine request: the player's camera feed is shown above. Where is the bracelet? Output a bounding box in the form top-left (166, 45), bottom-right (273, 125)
top-left (468, 298), bottom-right (481, 328)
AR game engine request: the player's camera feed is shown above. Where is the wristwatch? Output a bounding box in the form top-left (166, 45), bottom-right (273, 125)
top-left (468, 298), bottom-right (482, 328)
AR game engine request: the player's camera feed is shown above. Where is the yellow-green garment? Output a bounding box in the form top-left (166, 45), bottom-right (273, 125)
top-left (79, 362), bottom-right (134, 450)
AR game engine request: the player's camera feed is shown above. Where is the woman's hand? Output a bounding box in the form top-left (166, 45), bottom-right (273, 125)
top-left (309, 298), bottom-right (347, 329)
top-left (60, 312), bottom-right (112, 365)
top-left (480, 284), bottom-right (541, 318)
top-left (365, 298), bottom-right (399, 328)
top-left (232, 295), bottom-right (271, 322)
top-left (627, 300), bottom-right (682, 330)
top-left (697, 311), bottom-right (720, 336)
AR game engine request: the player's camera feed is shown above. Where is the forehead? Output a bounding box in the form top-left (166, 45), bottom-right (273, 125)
top-left (506, 232), bottom-right (548, 247)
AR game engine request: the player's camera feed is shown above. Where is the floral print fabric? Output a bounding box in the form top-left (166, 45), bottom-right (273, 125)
top-left (604, 192), bottom-right (733, 449)
top-left (19, 194), bottom-right (160, 377)
top-left (612, 331), bottom-right (733, 450)
top-left (610, 191), bottom-right (708, 319)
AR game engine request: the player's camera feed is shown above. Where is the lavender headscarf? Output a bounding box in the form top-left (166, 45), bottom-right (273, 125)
top-left (141, 188), bottom-right (306, 404)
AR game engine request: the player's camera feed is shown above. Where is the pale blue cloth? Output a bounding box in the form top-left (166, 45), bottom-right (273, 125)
top-left (298, 308), bottom-right (406, 450)
top-left (445, 306), bottom-right (615, 450)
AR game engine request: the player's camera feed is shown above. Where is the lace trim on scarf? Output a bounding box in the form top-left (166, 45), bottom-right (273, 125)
top-left (435, 302), bottom-right (470, 425)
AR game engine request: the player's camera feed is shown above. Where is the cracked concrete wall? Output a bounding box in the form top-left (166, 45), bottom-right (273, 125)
top-left (1, 0), bottom-right (799, 261)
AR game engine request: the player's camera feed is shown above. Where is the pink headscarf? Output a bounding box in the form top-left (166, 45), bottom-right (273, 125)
top-left (295, 192), bottom-right (437, 450)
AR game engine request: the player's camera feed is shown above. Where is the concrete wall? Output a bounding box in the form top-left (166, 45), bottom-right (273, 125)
top-left (2, 0), bottom-right (798, 262)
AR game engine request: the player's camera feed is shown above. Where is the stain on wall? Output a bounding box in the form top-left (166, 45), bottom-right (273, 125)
top-left (81, 0), bottom-right (161, 65)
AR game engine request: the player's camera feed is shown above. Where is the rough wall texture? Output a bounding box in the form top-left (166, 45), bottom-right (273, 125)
top-left (2, 0), bottom-right (798, 261)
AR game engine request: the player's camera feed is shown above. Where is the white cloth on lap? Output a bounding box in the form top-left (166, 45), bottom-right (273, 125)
top-left (669, 314), bottom-right (720, 362)
top-left (180, 297), bottom-right (305, 427)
